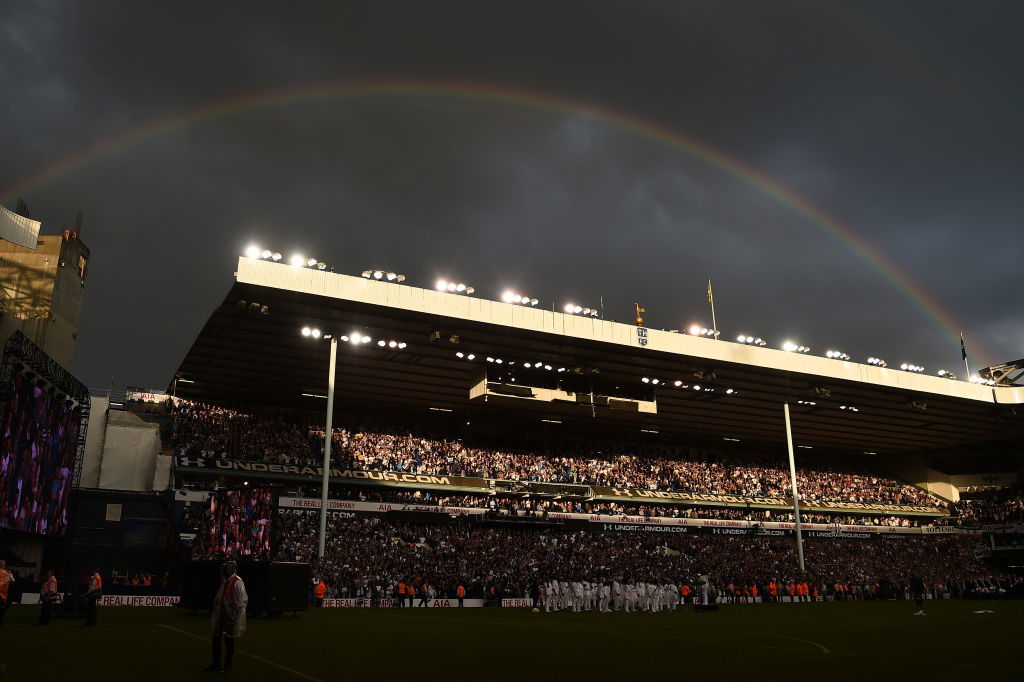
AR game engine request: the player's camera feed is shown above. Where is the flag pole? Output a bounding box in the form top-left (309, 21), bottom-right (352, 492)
top-left (961, 331), bottom-right (971, 379)
top-left (708, 279), bottom-right (719, 339)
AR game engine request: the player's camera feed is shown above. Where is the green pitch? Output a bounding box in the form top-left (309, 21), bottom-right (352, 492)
top-left (2, 601), bottom-right (1021, 681)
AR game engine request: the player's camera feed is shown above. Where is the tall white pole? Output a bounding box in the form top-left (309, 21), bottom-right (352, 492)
top-left (961, 332), bottom-right (972, 380)
top-left (783, 402), bottom-right (805, 571)
top-left (708, 278), bottom-right (719, 340)
top-left (317, 337), bottom-right (337, 561)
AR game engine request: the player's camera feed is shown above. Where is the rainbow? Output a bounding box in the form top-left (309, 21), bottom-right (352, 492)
top-left (0, 79), bottom-right (987, 365)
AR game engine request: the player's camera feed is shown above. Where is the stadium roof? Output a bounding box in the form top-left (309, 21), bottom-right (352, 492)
top-left (171, 257), bottom-right (1024, 459)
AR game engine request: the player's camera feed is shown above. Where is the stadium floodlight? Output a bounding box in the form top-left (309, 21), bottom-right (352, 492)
top-left (301, 327), bottom-right (312, 337)
top-left (436, 279), bottom-right (474, 295)
top-left (866, 357), bottom-right (888, 367)
top-left (782, 341), bottom-right (810, 353)
top-left (564, 303), bottom-right (599, 317)
top-left (673, 380), bottom-right (683, 387)
top-left (826, 350), bottom-right (851, 360)
top-left (737, 334), bottom-right (767, 346)
top-left (306, 257), bottom-right (318, 267)
top-left (969, 375), bottom-right (997, 386)
top-left (899, 363), bottom-right (924, 373)
top-left (688, 324), bottom-right (717, 337)
top-left (725, 388), bottom-right (735, 394)
top-left (937, 369), bottom-right (957, 379)
top-left (456, 352), bottom-right (464, 358)
top-left (339, 335), bottom-right (349, 342)
top-left (245, 245), bottom-right (261, 259)
top-left (692, 384), bottom-right (701, 391)
top-left (261, 249), bottom-right (272, 259)
top-left (271, 252), bottom-right (282, 261)
top-left (467, 354), bottom-right (475, 360)
top-left (839, 405), bottom-right (860, 412)
top-left (796, 400), bottom-right (816, 406)
top-left (290, 254), bottom-right (306, 266)
top-left (503, 291), bottom-right (537, 306)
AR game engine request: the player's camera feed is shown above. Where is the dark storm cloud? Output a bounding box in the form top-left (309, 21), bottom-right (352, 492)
top-left (1, 0), bottom-right (1022, 389)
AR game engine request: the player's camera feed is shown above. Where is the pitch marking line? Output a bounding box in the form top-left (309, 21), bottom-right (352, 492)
top-left (158, 624), bottom-right (322, 681)
top-left (381, 611), bottom-right (817, 655)
top-left (732, 628), bottom-right (830, 654)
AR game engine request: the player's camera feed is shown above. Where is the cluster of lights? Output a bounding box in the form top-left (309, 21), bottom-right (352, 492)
top-left (642, 378), bottom-right (736, 394)
top-left (564, 303), bottom-right (599, 317)
top-left (736, 335), bottom-right (766, 346)
top-left (456, 351), bottom-right (572, 373)
top-left (502, 291), bottom-right (538, 306)
top-left (246, 246), bottom-right (283, 261)
top-left (839, 405), bottom-right (860, 412)
top-left (300, 327), bottom-right (406, 349)
top-left (797, 400), bottom-right (816, 406)
top-left (292, 255), bottom-right (327, 270)
top-left (362, 270), bottom-right (405, 282)
top-left (688, 324), bottom-right (718, 337)
top-left (264, 245), bottom-right (998, 387)
top-left (435, 279), bottom-right (474, 294)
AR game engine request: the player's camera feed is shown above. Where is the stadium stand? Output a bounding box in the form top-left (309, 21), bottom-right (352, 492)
top-left (171, 399), bottom-right (944, 509)
top-left (260, 511), bottom-right (1012, 603)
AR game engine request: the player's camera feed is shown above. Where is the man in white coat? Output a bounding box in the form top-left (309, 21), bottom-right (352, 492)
top-left (206, 560), bottom-right (248, 673)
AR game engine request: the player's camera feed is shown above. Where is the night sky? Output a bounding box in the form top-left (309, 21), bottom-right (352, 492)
top-left (2, 1), bottom-right (1022, 391)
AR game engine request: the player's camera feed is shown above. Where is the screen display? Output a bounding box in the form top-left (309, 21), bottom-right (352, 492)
top-left (203, 487), bottom-right (276, 560)
top-left (0, 373), bottom-right (81, 536)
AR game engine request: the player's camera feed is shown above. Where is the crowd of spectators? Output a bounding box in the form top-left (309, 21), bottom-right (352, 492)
top-left (288, 485), bottom-right (928, 527)
top-left (948, 489), bottom-right (1024, 526)
top-left (171, 400), bottom-right (943, 509)
top-left (269, 511), bottom-right (1002, 601)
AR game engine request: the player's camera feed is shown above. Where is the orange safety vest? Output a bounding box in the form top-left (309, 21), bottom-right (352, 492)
top-left (398, 582), bottom-right (406, 595)
top-left (457, 586), bottom-right (466, 598)
top-left (90, 573), bottom-right (103, 592)
top-left (751, 585), bottom-right (758, 597)
top-left (315, 582), bottom-right (327, 598)
top-left (43, 576), bottom-right (58, 600)
top-left (0, 570), bottom-right (11, 599)
top-left (409, 584), bottom-right (416, 596)
top-left (142, 575), bottom-right (152, 586)
top-left (681, 585), bottom-right (690, 596)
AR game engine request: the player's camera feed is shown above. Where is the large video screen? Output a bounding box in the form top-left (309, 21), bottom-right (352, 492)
top-left (0, 373), bottom-right (81, 536)
top-left (202, 487), bottom-right (276, 560)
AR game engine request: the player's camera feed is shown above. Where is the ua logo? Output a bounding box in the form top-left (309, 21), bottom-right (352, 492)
top-left (177, 457), bottom-right (205, 468)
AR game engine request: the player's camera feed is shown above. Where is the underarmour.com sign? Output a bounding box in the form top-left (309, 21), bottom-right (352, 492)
top-left (637, 327), bottom-right (648, 347)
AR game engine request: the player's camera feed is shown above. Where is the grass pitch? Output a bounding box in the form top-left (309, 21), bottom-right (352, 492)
top-left (2, 601), bottom-right (1022, 681)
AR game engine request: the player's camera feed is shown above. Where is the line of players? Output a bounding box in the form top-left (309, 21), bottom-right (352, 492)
top-left (540, 576), bottom-right (712, 612)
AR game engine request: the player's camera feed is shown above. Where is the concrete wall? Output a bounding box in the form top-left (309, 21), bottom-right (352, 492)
top-left (79, 396), bottom-right (109, 488)
top-left (886, 455), bottom-right (959, 503)
top-left (97, 411), bottom-right (161, 491)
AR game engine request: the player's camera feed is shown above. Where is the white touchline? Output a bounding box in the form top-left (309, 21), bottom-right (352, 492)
top-left (157, 624), bottom-right (322, 681)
